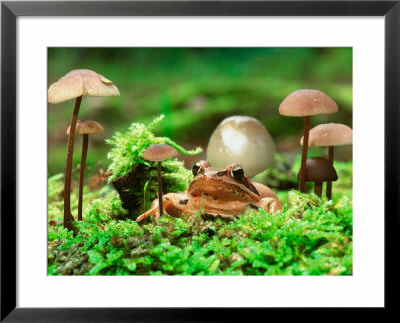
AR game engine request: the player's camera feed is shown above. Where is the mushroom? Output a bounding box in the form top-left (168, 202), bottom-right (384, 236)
top-left (207, 116), bottom-right (275, 177)
top-left (67, 120), bottom-right (104, 221)
top-left (48, 69), bottom-right (119, 231)
top-left (279, 89), bottom-right (338, 193)
top-left (297, 157), bottom-right (338, 197)
top-left (143, 144), bottom-right (178, 219)
top-left (300, 123), bottom-right (352, 199)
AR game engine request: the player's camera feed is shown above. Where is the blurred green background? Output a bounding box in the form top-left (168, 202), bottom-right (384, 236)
top-left (48, 48), bottom-right (352, 178)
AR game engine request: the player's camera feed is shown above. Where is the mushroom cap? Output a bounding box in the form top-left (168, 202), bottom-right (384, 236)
top-left (143, 144), bottom-right (178, 162)
top-left (67, 120), bottom-right (104, 135)
top-left (279, 89), bottom-right (338, 117)
top-left (206, 116), bottom-right (275, 177)
top-left (48, 69), bottom-right (120, 104)
top-left (297, 157), bottom-right (338, 182)
top-left (300, 123), bottom-right (353, 146)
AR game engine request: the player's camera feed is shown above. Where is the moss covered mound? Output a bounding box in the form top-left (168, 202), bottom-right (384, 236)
top-left (106, 115), bottom-right (201, 217)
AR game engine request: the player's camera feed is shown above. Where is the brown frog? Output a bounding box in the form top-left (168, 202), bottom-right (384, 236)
top-left (136, 161), bottom-right (282, 222)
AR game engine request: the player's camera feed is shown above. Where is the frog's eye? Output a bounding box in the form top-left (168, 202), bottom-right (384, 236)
top-left (192, 162), bottom-right (201, 176)
top-left (231, 166), bottom-right (244, 180)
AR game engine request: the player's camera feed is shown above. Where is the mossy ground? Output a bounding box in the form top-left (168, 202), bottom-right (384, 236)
top-left (48, 174), bottom-right (352, 276)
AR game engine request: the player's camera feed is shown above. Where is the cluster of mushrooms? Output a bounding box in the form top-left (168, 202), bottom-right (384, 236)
top-left (279, 89), bottom-right (352, 199)
top-left (48, 69), bottom-right (120, 231)
top-left (48, 69), bottom-right (182, 231)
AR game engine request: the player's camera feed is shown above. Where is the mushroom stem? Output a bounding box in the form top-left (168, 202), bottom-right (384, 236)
top-left (326, 146), bottom-right (334, 199)
top-left (63, 96), bottom-right (82, 230)
top-left (78, 134), bottom-right (88, 221)
top-left (314, 181), bottom-right (323, 197)
top-left (157, 161), bottom-right (163, 217)
top-left (299, 115), bottom-right (310, 192)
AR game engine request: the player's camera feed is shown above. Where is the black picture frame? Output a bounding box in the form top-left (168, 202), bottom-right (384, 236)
top-left (1, 1), bottom-right (399, 321)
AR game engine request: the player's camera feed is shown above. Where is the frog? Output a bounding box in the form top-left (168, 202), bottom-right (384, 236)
top-left (136, 160), bottom-right (282, 222)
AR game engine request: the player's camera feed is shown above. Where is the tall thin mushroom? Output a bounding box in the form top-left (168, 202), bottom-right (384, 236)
top-left (48, 69), bottom-right (119, 231)
top-left (67, 120), bottom-right (104, 221)
top-left (279, 89), bottom-right (338, 193)
top-left (300, 123), bottom-right (352, 199)
top-left (143, 144), bottom-right (178, 220)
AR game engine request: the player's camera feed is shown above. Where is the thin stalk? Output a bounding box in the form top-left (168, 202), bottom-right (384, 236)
top-left (78, 134), bottom-right (88, 221)
top-left (63, 96), bottom-right (82, 231)
top-left (157, 161), bottom-right (163, 217)
top-left (326, 146), bottom-right (334, 199)
top-left (314, 182), bottom-right (323, 197)
top-left (299, 116), bottom-right (310, 192)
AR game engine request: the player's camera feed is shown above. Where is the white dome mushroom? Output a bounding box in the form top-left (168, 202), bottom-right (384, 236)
top-left (206, 116), bottom-right (275, 177)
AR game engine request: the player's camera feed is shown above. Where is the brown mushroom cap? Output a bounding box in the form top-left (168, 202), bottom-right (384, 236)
top-left (279, 89), bottom-right (338, 117)
top-left (300, 123), bottom-right (352, 146)
top-left (297, 157), bottom-right (338, 182)
top-left (143, 144), bottom-right (178, 162)
top-left (48, 69), bottom-right (120, 104)
top-left (67, 120), bottom-right (104, 135)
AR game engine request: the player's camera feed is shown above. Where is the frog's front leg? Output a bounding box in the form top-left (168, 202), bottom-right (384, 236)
top-left (136, 198), bottom-right (166, 222)
top-left (136, 193), bottom-right (189, 222)
top-left (256, 197), bottom-right (282, 214)
top-left (136, 195), bottom-right (176, 222)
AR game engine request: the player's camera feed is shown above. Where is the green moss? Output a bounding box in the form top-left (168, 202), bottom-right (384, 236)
top-left (48, 188), bottom-right (352, 276)
top-left (106, 115), bottom-right (201, 181)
